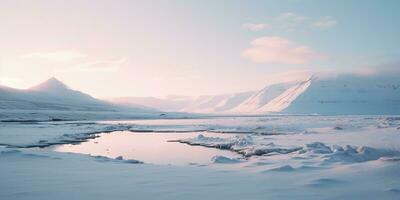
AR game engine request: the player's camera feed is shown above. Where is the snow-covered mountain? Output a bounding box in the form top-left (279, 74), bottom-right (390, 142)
top-left (110, 96), bottom-right (195, 112)
top-left (7, 74), bottom-right (398, 115)
top-left (110, 92), bottom-right (255, 114)
top-left (230, 82), bottom-right (298, 114)
top-left (248, 77), bottom-right (313, 114)
top-left (229, 74), bottom-right (400, 115)
top-left (109, 73), bottom-right (400, 115)
top-left (280, 74), bottom-right (400, 115)
top-left (0, 77), bottom-right (153, 112)
top-left (180, 92), bottom-right (255, 113)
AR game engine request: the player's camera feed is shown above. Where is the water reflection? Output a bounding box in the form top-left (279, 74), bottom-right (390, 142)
top-left (53, 131), bottom-right (240, 165)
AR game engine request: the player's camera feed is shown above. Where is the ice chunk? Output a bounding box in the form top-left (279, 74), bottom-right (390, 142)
top-left (211, 156), bottom-right (241, 164)
top-left (303, 142), bottom-right (333, 154)
top-left (124, 159), bottom-right (143, 164)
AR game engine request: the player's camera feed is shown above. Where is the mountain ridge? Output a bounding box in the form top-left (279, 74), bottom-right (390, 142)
top-left (0, 78), bottom-right (154, 112)
top-left (2, 74), bottom-right (400, 115)
top-left (108, 73), bottom-right (400, 115)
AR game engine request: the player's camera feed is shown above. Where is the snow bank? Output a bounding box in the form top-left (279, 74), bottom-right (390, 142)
top-left (178, 135), bottom-right (400, 164)
top-left (0, 122), bottom-right (132, 148)
top-left (178, 134), bottom-right (302, 157)
top-left (178, 134), bottom-right (254, 151)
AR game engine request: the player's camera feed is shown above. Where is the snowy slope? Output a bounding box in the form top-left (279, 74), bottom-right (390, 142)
top-left (179, 95), bottom-right (232, 113)
top-left (111, 92), bottom-right (255, 114)
top-left (227, 74), bottom-right (400, 115)
top-left (230, 82), bottom-right (297, 114)
top-left (180, 92), bottom-right (255, 113)
top-left (281, 74), bottom-right (400, 115)
top-left (213, 91), bottom-right (255, 112)
top-left (0, 78), bottom-right (153, 112)
top-left (256, 77), bottom-right (313, 113)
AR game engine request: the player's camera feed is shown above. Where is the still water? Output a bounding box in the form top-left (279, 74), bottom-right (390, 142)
top-left (53, 131), bottom-right (240, 165)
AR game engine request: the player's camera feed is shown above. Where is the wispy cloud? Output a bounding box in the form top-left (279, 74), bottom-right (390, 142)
top-left (312, 16), bottom-right (337, 28)
top-left (277, 12), bottom-right (307, 22)
top-left (242, 36), bottom-right (323, 65)
top-left (22, 50), bottom-right (86, 62)
top-left (270, 12), bottom-right (337, 31)
top-left (274, 12), bottom-right (308, 31)
top-left (242, 23), bottom-right (267, 31)
top-left (20, 50), bottom-right (125, 72)
top-left (59, 58), bottom-right (128, 73)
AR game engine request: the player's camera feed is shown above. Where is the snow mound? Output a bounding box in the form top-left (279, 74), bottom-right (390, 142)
top-left (179, 134), bottom-right (254, 150)
top-left (268, 165), bottom-right (295, 172)
top-left (178, 134), bottom-right (301, 157)
top-left (115, 156), bottom-right (143, 164)
top-left (299, 142), bottom-right (400, 163)
top-left (124, 159), bottom-right (143, 164)
top-left (240, 143), bottom-right (302, 157)
top-left (323, 146), bottom-right (400, 163)
top-left (211, 156), bottom-right (241, 164)
top-left (94, 155), bottom-right (143, 164)
top-left (200, 140), bottom-right (400, 164)
top-left (307, 178), bottom-right (346, 188)
top-left (115, 156), bottom-right (124, 160)
top-left (0, 149), bottom-right (22, 155)
top-left (300, 142), bottom-right (334, 154)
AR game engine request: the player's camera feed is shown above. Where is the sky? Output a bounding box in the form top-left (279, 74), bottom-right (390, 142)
top-left (0, 0), bottom-right (399, 98)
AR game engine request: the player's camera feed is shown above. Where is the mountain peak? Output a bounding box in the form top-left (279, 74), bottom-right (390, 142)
top-left (30, 77), bottom-right (69, 92)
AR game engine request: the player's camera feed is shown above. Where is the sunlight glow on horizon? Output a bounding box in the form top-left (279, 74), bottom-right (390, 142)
top-left (1, 0), bottom-right (399, 98)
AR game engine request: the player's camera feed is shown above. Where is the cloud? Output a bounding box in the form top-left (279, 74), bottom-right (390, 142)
top-left (312, 16), bottom-right (337, 28)
top-left (242, 36), bottom-right (322, 64)
top-left (274, 12), bottom-right (308, 31)
top-left (22, 50), bottom-right (86, 62)
top-left (58, 58), bottom-right (128, 73)
top-left (242, 23), bottom-right (267, 31)
top-left (20, 50), bottom-right (125, 72)
top-left (277, 12), bottom-right (306, 22)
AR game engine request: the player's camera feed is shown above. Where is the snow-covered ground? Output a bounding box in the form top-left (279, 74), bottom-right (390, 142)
top-left (1, 116), bottom-right (400, 199)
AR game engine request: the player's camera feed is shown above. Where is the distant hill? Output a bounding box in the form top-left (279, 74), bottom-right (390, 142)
top-left (110, 91), bottom-right (255, 114)
top-left (8, 75), bottom-right (398, 115)
top-left (0, 77), bottom-right (155, 112)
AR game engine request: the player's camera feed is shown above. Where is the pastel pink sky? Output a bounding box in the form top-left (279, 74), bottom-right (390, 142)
top-left (242, 36), bottom-right (324, 65)
top-left (0, 1), bottom-right (399, 98)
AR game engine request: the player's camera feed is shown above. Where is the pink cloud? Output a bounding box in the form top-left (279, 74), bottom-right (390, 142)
top-left (242, 36), bottom-right (323, 64)
top-left (242, 23), bottom-right (267, 31)
top-left (312, 16), bottom-right (337, 28)
top-left (277, 12), bottom-right (306, 22)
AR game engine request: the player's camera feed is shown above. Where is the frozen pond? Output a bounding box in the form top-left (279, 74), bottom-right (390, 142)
top-left (52, 131), bottom-right (241, 165)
